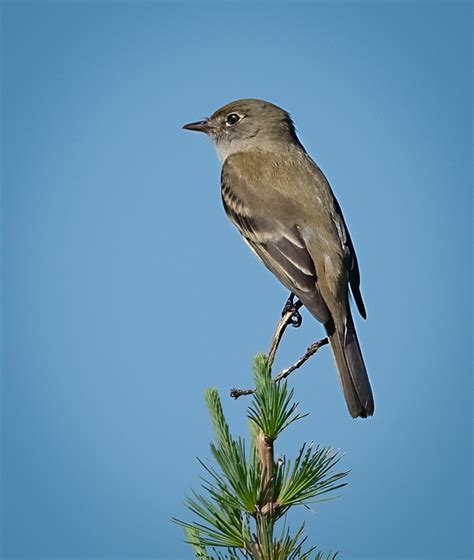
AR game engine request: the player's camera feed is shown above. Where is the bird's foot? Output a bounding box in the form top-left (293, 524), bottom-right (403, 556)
top-left (282, 292), bottom-right (303, 328)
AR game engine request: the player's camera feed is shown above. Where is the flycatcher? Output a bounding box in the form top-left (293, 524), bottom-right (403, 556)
top-left (183, 99), bottom-right (374, 418)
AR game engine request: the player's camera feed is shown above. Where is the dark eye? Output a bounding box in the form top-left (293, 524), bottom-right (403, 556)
top-left (226, 113), bottom-right (241, 125)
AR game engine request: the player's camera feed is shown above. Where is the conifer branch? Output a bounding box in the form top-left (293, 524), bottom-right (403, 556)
top-left (175, 300), bottom-right (347, 559)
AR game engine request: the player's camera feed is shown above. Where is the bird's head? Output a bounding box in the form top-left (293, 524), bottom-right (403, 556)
top-left (183, 99), bottom-right (301, 160)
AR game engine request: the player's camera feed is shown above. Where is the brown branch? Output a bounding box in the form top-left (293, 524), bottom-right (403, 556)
top-left (256, 432), bottom-right (274, 515)
top-left (229, 387), bottom-right (254, 398)
top-left (267, 301), bottom-right (302, 371)
top-left (273, 337), bottom-right (329, 383)
top-left (230, 336), bottom-right (329, 399)
top-left (228, 299), bottom-right (329, 554)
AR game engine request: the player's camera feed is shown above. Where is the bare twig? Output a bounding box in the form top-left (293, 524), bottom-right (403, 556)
top-left (230, 387), bottom-right (254, 398)
top-left (230, 336), bottom-right (329, 399)
top-left (273, 337), bottom-right (329, 383)
top-left (267, 300), bottom-right (303, 371)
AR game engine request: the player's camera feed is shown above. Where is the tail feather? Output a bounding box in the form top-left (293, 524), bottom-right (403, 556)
top-left (327, 312), bottom-right (374, 418)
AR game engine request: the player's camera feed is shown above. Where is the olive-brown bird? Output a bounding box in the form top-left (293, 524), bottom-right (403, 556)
top-left (183, 99), bottom-right (374, 418)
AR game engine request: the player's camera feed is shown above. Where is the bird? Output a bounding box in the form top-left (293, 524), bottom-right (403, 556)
top-left (183, 99), bottom-right (374, 418)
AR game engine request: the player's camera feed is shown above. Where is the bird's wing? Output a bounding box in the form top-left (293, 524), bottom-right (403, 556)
top-left (331, 197), bottom-right (367, 319)
top-left (221, 163), bottom-right (330, 325)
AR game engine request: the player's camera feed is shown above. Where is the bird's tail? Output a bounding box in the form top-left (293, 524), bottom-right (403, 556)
top-left (327, 311), bottom-right (374, 418)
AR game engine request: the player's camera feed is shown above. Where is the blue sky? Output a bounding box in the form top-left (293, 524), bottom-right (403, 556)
top-left (1, 2), bottom-right (472, 559)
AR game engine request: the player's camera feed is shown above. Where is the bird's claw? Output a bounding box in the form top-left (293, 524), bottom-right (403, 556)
top-left (289, 309), bottom-right (302, 328)
top-left (282, 293), bottom-right (303, 328)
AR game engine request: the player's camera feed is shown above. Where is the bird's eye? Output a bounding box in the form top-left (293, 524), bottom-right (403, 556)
top-left (226, 113), bottom-right (241, 125)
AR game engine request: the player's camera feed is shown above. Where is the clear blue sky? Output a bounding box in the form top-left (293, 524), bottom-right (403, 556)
top-left (1, 2), bottom-right (472, 559)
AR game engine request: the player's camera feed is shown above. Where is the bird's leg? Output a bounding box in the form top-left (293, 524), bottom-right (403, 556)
top-left (282, 292), bottom-right (303, 328)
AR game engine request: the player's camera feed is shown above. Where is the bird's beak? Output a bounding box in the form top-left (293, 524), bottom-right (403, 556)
top-left (182, 118), bottom-right (212, 133)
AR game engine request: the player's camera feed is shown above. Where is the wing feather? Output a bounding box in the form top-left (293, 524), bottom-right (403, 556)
top-left (221, 168), bottom-right (330, 324)
top-left (332, 198), bottom-right (367, 319)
